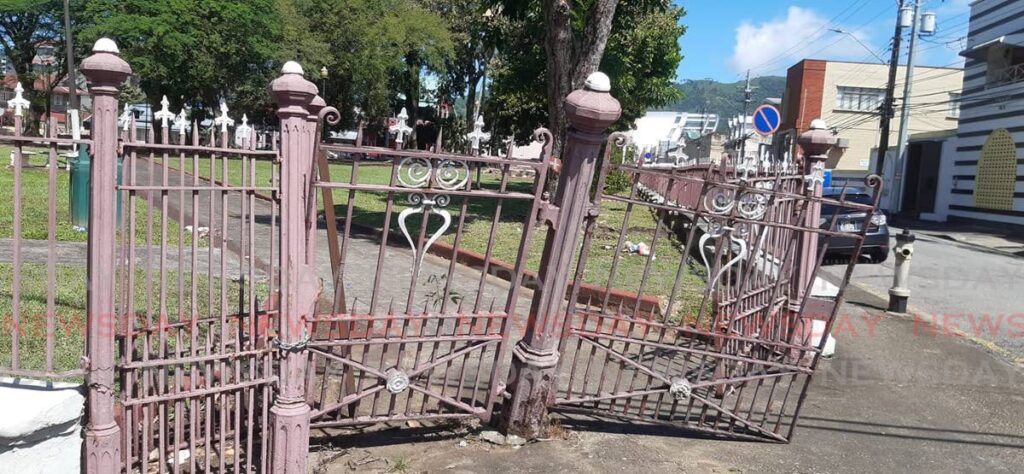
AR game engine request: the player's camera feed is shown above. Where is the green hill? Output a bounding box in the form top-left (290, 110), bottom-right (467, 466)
top-left (660, 76), bottom-right (787, 130)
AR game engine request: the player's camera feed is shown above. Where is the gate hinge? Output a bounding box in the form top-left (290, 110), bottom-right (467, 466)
top-left (536, 202), bottom-right (561, 229)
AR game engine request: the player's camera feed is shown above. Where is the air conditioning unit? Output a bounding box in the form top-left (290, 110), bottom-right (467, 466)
top-left (836, 138), bottom-right (850, 149)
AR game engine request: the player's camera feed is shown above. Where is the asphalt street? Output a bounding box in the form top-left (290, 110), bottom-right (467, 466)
top-left (821, 226), bottom-right (1024, 362)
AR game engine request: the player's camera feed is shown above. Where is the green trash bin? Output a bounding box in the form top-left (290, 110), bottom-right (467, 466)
top-left (69, 145), bottom-right (123, 231)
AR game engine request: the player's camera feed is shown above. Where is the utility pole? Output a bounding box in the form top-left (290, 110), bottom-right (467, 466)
top-left (739, 70), bottom-right (752, 161)
top-left (892, 1), bottom-right (934, 212)
top-left (875, 0), bottom-right (905, 176)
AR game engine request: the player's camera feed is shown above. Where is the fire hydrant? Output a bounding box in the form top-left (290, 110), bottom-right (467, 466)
top-left (887, 229), bottom-right (915, 314)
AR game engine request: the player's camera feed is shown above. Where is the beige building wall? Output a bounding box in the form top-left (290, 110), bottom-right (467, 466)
top-left (818, 61), bottom-right (963, 171)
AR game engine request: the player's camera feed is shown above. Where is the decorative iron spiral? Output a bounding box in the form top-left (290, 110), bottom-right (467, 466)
top-left (435, 159), bottom-right (469, 190)
top-left (704, 187), bottom-right (736, 215)
top-left (397, 157), bottom-right (431, 188)
top-left (737, 192), bottom-right (769, 220)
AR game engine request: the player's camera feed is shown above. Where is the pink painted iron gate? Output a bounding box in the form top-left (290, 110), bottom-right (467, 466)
top-left (0, 40), bottom-right (881, 474)
top-left (547, 134), bottom-right (881, 442)
top-left (114, 119), bottom-right (280, 472)
top-left (305, 127), bottom-right (552, 429)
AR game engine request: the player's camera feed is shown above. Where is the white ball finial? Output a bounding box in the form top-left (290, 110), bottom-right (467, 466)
top-left (584, 72), bottom-right (611, 93)
top-left (810, 118), bottom-right (827, 130)
top-left (281, 61), bottom-right (304, 75)
top-left (92, 38), bottom-right (120, 54)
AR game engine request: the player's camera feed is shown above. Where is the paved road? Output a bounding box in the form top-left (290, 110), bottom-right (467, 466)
top-left (821, 226), bottom-right (1024, 361)
top-left (318, 288), bottom-right (1024, 473)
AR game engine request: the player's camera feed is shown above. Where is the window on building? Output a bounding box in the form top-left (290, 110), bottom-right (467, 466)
top-left (948, 93), bottom-right (961, 118)
top-left (987, 44), bottom-right (1024, 86)
top-left (835, 86), bottom-right (885, 112)
top-left (53, 94), bottom-right (65, 106)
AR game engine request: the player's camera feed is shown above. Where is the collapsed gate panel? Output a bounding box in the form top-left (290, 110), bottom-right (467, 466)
top-left (553, 136), bottom-right (880, 442)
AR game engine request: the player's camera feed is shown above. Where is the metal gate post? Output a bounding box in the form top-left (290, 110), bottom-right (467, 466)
top-left (80, 38), bottom-right (132, 474)
top-left (501, 73), bottom-right (621, 439)
top-left (268, 61), bottom-right (319, 473)
top-left (790, 120), bottom-right (834, 343)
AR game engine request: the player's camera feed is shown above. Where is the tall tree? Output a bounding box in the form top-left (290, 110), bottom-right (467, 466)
top-left (0, 0), bottom-right (69, 134)
top-left (486, 0), bottom-right (684, 147)
top-left (544, 0), bottom-right (619, 152)
top-left (291, 0), bottom-right (451, 141)
top-left (80, 0), bottom-right (280, 121)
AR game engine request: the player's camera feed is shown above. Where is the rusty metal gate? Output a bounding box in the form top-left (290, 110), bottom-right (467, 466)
top-left (550, 135), bottom-right (880, 442)
top-left (305, 126), bottom-right (552, 428)
top-left (37, 42), bottom-right (880, 473)
top-left (114, 120), bottom-right (280, 472)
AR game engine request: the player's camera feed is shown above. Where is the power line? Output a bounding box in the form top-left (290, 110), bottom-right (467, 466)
top-left (743, 0), bottom-right (877, 77)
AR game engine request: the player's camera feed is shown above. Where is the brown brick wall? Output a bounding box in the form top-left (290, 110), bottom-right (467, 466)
top-left (781, 59), bottom-right (827, 136)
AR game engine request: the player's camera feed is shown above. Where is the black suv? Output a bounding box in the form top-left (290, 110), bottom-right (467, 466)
top-left (818, 187), bottom-right (889, 263)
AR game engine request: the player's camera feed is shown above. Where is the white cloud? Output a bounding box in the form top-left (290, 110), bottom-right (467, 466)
top-left (728, 6), bottom-right (875, 75)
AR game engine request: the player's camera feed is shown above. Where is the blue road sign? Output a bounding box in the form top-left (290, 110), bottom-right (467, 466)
top-left (752, 104), bottom-right (781, 137)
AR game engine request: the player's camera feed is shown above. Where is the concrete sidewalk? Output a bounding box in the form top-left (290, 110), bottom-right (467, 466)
top-left (313, 283), bottom-right (1024, 473)
top-left (893, 218), bottom-right (1024, 258)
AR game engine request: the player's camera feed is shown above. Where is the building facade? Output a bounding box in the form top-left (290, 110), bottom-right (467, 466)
top-left (936, 0), bottom-right (1024, 225)
top-left (627, 111), bottom-right (719, 165)
top-left (781, 59), bottom-right (963, 172)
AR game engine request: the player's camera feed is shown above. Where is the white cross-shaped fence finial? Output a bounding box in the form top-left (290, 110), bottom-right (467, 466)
top-left (235, 113), bottom-right (253, 146)
top-left (466, 114), bottom-right (490, 152)
top-left (118, 103), bottom-right (133, 131)
top-left (6, 82), bottom-right (30, 117)
top-left (214, 100), bottom-right (234, 133)
top-left (173, 109), bottom-right (190, 138)
top-left (389, 107), bottom-right (413, 146)
top-left (804, 160), bottom-right (825, 192)
top-left (736, 156), bottom-right (758, 182)
top-left (154, 95), bottom-right (175, 128)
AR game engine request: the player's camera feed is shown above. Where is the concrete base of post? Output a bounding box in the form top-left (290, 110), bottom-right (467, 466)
top-left (269, 401), bottom-right (311, 473)
top-left (84, 422), bottom-right (121, 472)
top-left (499, 341), bottom-right (560, 440)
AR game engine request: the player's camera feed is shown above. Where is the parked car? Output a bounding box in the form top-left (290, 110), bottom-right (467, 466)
top-left (818, 187), bottom-right (889, 263)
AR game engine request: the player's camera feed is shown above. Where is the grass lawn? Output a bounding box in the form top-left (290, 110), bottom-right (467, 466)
top-left (184, 155), bottom-right (706, 319)
top-left (0, 145), bottom-right (190, 245)
top-left (0, 261), bottom-right (267, 377)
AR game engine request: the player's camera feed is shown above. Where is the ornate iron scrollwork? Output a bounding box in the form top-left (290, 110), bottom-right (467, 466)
top-left (395, 157), bottom-right (470, 264)
top-left (669, 378), bottom-right (692, 400)
top-left (384, 368), bottom-right (411, 394)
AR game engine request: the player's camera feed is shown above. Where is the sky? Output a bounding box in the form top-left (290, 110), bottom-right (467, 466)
top-left (674, 0), bottom-right (973, 83)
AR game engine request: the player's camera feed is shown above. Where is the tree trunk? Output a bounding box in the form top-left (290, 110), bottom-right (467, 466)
top-left (543, 0), bottom-right (620, 157)
top-left (574, 0), bottom-right (619, 88)
top-left (404, 52), bottom-right (422, 149)
top-left (543, 0), bottom-right (573, 156)
top-left (465, 72), bottom-right (480, 124)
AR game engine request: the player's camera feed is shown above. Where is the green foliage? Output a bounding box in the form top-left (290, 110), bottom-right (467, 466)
top-left (602, 145), bottom-right (632, 196)
top-left (290, 0), bottom-right (453, 130)
top-left (117, 79), bottom-right (145, 105)
top-left (486, 0), bottom-right (686, 144)
top-left (663, 76), bottom-right (787, 130)
top-left (76, 0), bottom-right (452, 129)
top-left (81, 0), bottom-right (280, 119)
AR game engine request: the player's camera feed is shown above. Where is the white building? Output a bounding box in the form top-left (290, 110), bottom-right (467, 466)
top-left (627, 111), bottom-right (718, 165)
top-left (926, 0), bottom-right (1024, 225)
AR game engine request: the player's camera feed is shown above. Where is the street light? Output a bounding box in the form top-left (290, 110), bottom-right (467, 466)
top-left (829, 28), bottom-right (887, 64)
